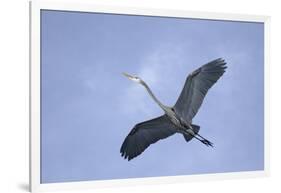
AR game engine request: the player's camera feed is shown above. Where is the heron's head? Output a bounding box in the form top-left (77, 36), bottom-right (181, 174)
top-left (122, 72), bottom-right (142, 84)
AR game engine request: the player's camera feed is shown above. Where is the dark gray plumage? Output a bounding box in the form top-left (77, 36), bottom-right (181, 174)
top-left (120, 115), bottom-right (177, 160)
top-left (121, 58), bottom-right (227, 161)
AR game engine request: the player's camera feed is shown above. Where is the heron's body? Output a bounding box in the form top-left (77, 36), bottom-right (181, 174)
top-left (121, 58), bottom-right (227, 161)
top-left (160, 107), bottom-right (189, 131)
top-left (141, 81), bottom-right (190, 131)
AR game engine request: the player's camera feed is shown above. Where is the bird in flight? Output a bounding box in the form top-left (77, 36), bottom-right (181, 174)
top-left (120, 58), bottom-right (227, 161)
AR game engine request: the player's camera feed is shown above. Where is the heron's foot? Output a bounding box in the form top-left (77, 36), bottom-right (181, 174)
top-left (201, 139), bottom-right (214, 147)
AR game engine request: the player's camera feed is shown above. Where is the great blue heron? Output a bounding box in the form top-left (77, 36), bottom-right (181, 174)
top-left (120, 58), bottom-right (227, 161)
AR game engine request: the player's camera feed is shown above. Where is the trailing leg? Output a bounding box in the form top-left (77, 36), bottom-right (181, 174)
top-left (197, 133), bottom-right (214, 147)
top-left (182, 129), bottom-right (213, 147)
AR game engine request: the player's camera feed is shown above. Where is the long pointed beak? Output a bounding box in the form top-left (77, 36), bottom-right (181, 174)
top-left (122, 72), bottom-right (135, 80)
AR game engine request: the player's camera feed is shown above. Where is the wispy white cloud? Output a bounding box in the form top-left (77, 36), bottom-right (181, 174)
top-left (118, 43), bottom-right (187, 117)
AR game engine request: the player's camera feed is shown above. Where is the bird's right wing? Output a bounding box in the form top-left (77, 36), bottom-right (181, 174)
top-left (174, 58), bottom-right (227, 123)
top-left (120, 115), bottom-right (177, 161)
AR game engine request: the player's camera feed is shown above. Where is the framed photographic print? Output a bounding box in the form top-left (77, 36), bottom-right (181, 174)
top-left (29, 0), bottom-right (270, 192)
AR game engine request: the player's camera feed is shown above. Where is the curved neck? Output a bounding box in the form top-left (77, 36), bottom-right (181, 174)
top-left (141, 80), bottom-right (166, 110)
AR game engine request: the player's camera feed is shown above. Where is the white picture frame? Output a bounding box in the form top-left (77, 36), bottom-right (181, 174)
top-left (29, 0), bottom-right (270, 192)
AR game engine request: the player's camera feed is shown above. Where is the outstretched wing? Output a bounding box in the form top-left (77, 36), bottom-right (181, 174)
top-left (120, 115), bottom-right (177, 161)
top-left (174, 58), bottom-right (227, 123)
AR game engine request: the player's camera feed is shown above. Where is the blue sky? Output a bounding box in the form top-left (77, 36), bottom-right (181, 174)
top-left (41, 10), bottom-right (264, 183)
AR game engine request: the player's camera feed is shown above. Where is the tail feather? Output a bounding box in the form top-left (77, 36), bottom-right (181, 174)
top-left (183, 124), bottom-right (200, 142)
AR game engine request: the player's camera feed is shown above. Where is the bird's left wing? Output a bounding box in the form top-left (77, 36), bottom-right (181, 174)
top-left (120, 115), bottom-right (177, 161)
top-left (174, 58), bottom-right (227, 123)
